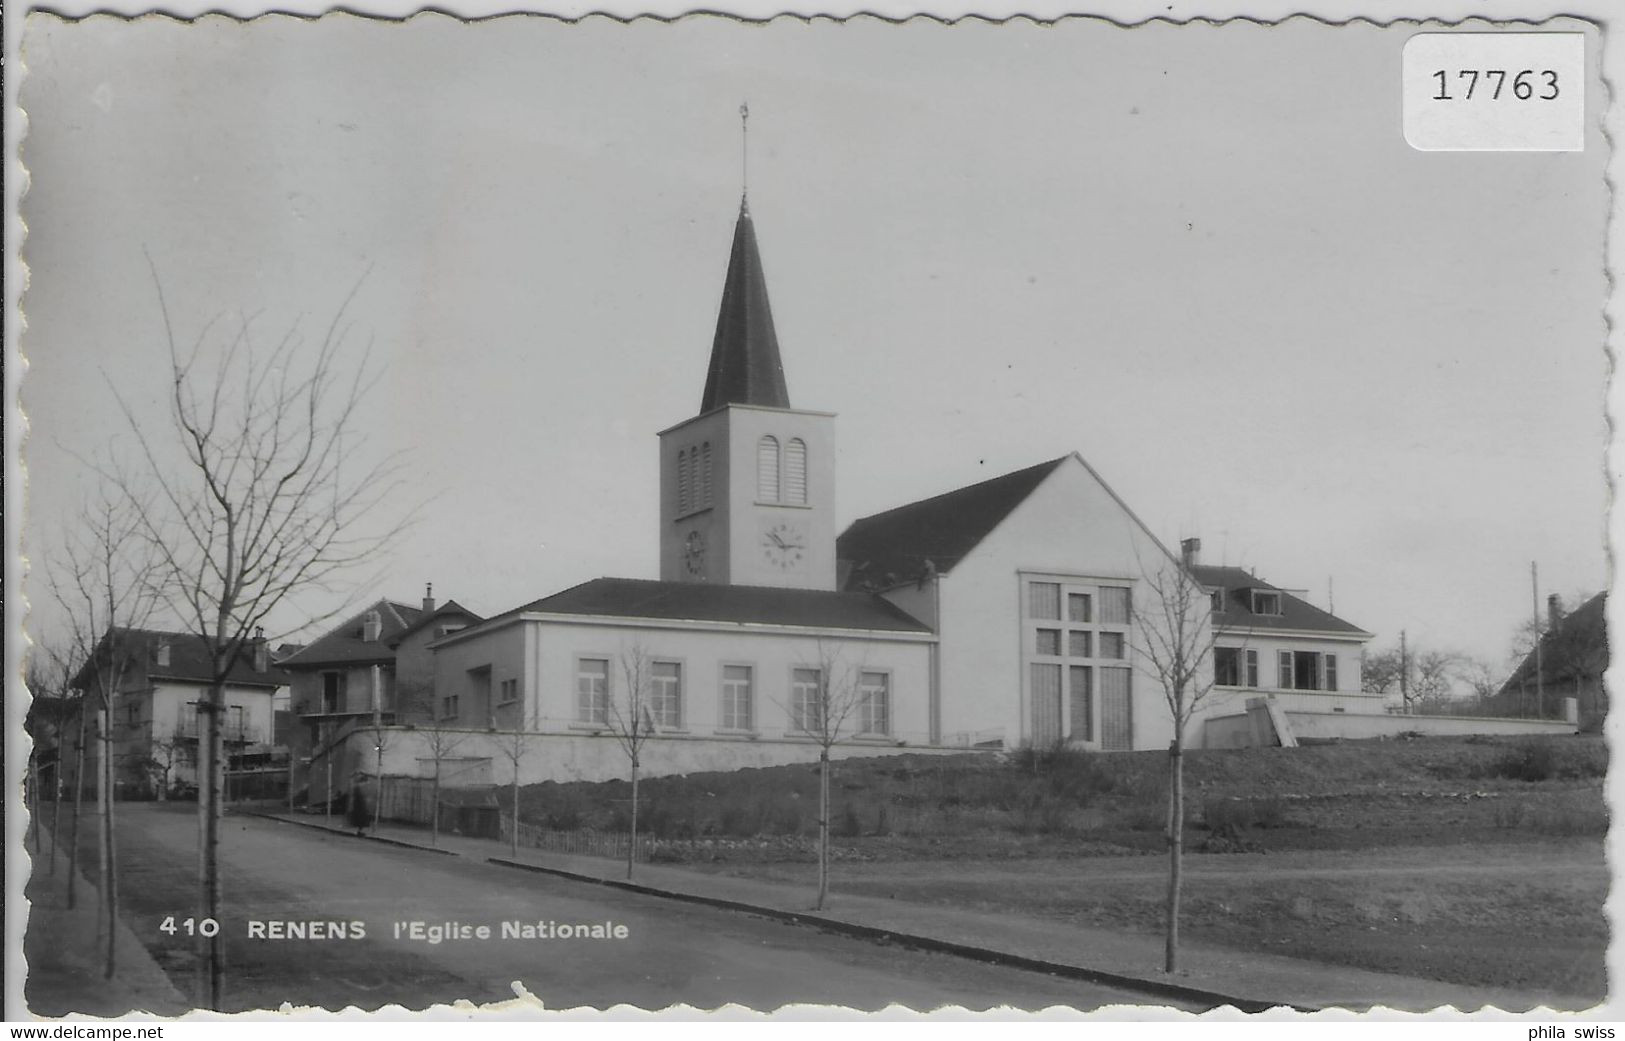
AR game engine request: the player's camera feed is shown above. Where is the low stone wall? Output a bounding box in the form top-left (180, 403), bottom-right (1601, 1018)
top-left (1204, 708), bottom-right (1578, 749)
top-left (345, 726), bottom-right (974, 785)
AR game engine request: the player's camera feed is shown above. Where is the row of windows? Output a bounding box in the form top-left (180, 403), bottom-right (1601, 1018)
top-left (676, 442), bottom-right (715, 516)
top-left (575, 658), bottom-right (891, 737)
top-left (1211, 589), bottom-right (1283, 616)
top-left (1027, 583), bottom-right (1131, 625)
top-left (757, 436), bottom-right (808, 505)
top-left (1214, 648), bottom-right (1339, 691)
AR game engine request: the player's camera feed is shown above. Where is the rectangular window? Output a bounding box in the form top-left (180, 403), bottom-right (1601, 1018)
top-left (1028, 582), bottom-right (1061, 620)
top-left (576, 658), bottom-right (609, 725)
top-left (321, 672), bottom-right (346, 713)
top-left (440, 694), bottom-right (460, 720)
top-left (858, 672), bottom-right (890, 736)
top-left (1252, 591), bottom-right (1283, 616)
top-left (1068, 665), bottom-right (1093, 742)
top-left (1035, 628), bottom-right (1062, 656)
top-left (1245, 650), bottom-right (1259, 688)
top-left (1100, 587), bottom-right (1131, 625)
top-left (1278, 651), bottom-right (1294, 689)
top-left (721, 665), bottom-right (753, 731)
top-left (1324, 654), bottom-right (1338, 692)
top-left (1210, 590), bottom-right (1225, 613)
top-left (1067, 593), bottom-right (1093, 623)
top-left (792, 668), bottom-right (822, 733)
top-left (1030, 663), bottom-right (1062, 745)
top-left (1293, 651), bottom-right (1321, 691)
top-left (1100, 667), bottom-right (1133, 750)
top-left (498, 678), bottom-right (518, 704)
top-left (1098, 632), bottom-right (1126, 659)
top-left (650, 662), bottom-right (683, 728)
top-left (1068, 630), bottom-right (1092, 658)
top-left (1214, 647), bottom-right (1241, 686)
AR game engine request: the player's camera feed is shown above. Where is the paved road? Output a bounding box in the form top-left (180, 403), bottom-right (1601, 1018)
top-left (95, 803), bottom-right (1176, 1013)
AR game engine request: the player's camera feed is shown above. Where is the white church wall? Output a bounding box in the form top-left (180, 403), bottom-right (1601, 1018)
top-left (437, 617), bottom-right (934, 747)
top-left (932, 455), bottom-right (1189, 752)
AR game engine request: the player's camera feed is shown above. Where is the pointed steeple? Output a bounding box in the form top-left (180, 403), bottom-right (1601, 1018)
top-left (699, 199), bottom-right (790, 413)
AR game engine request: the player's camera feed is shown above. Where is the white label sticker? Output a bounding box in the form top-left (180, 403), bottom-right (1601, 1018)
top-left (1403, 32), bottom-right (1585, 151)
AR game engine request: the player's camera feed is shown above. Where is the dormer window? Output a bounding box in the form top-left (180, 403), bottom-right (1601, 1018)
top-left (154, 639), bottom-right (171, 667)
top-left (1209, 590), bottom-right (1224, 614)
top-left (362, 610), bottom-right (382, 642)
top-left (1251, 590), bottom-right (1282, 616)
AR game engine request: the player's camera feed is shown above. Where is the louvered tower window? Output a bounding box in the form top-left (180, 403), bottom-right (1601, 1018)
top-left (757, 436), bottom-right (780, 502)
top-left (784, 438), bottom-right (807, 505)
top-left (700, 442), bottom-right (713, 508)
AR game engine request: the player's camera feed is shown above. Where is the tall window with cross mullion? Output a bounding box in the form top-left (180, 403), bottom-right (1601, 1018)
top-left (1023, 576), bottom-right (1135, 750)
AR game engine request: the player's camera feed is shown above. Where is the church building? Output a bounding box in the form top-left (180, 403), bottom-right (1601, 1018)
top-left (358, 193), bottom-right (1374, 788)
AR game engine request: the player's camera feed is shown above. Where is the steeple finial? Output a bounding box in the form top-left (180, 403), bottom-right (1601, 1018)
top-left (739, 102), bottom-right (750, 212)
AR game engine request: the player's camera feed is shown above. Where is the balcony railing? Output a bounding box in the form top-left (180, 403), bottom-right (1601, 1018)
top-left (173, 712), bottom-right (263, 745)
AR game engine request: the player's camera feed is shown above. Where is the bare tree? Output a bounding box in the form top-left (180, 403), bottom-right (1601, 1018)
top-left (607, 643), bottom-right (657, 880)
top-left (494, 705), bottom-right (540, 859)
top-left (1362, 643), bottom-right (1464, 712)
top-left (783, 639), bottom-right (870, 912)
top-left (107, 273), bottom-right (409, 1009)
top-left (1360, 646), bottom-right (1405, 699)
top-left (44, 491), bottom-right (163, 980)
top-left (1130, 558), bottom-right (1222, 975)
top-left (412, 691), bottom-right (466, 848)
top-left (24, 648), bottom-right (78, 876)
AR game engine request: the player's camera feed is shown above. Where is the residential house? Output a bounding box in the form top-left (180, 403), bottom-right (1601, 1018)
top-left (1497, 592), bottom-right (1607, 730)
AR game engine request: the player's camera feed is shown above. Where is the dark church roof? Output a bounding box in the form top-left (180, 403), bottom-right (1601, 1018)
top-left (505, 577), bottom-right (930, 634)
top-left (837, 457), bottom-right (1068, 589)
top-left (699, 201), bottom-right (790, 413)
top-left (1188, 565), bottom-right (1369, 636)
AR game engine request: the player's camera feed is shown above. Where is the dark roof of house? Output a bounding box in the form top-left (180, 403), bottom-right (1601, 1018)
top-left (492, 577), bottom-right (931, 634)
top-left (387, 600), bottom-right (482, 647)
top-left (1188, 565), bottom-right (1369, 636)
top-left (278, 600), bottom-right (423, 669)
top-left (699, 201), bottom-right (790, 413)
top-left (78, 628), bottom-right (289, 690)
top-left (1502, 591), bottom-right (1607, 692)
top-left (837, 457), bottom-right (1068, 590)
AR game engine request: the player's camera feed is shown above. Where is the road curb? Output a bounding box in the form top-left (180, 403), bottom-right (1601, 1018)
top-left (484, 855), bottom-right (1313, 1014)
top-left (244, 811), bottom-right (461, 856)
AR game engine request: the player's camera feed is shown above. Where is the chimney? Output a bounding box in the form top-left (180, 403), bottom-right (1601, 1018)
top-left (423, 582), bottom-right (436, 614)
top-left (1548, 593), bottom-right (1564, 630)
top-left (252, 626), bottom-right (269, 672)
top-left (362, 610), bottom-right (382, 643)
top-left (1180, 537), bottom-right (1202, 568)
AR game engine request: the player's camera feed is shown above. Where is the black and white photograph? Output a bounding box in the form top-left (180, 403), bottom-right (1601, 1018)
top-left (6, 3), bottom-right (1616, 1020)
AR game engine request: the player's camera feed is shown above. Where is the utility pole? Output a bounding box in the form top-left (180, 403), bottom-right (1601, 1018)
top-left (1531, 561), bottom-right (1545, 719)
top-left (1399, 629), bottom-right (1409, 714)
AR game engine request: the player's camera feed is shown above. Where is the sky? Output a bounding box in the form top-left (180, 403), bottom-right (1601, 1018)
top-left (16, 14), bottom-right (1609, 676)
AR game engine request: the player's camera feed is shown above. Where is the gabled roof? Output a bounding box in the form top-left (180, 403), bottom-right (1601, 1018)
top-left (699, 201), bottom-right (791, 413)
top-left (278, 599), bottom-right (423, 670)
top-left (1501, 591), bottom-right (1607, 692)
top-left (77, 628), bottom-right (289, 690)
top-left (1189, 565), bottom-right (1370, 637)
top-left (487, 577), bottom-right (930, 634)
top-left (837, 457), bottom-right (1068, 589)
top-left (387, 600), bottom-right (482, 647)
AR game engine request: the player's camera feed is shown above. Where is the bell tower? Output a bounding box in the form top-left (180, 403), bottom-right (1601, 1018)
top-left (657, 196), bottom-right (836, 591)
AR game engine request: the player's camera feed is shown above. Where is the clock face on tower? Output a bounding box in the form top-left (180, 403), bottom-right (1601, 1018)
top-left (760, 520), bottom-right (808, 571)
top-left (683, 530), bottom-right (707, 577)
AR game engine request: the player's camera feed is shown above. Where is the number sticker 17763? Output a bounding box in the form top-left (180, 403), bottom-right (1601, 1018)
top-left (1431, 69), bottom-right (1559, 101)
top-left (1403, 33), bottom-right (1585, 152)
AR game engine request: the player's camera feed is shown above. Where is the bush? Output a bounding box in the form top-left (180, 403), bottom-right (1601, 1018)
top-left (1203, 795), bottom-right (1287, 831)
top-left (1493, 742), bottom-right (1559, 782)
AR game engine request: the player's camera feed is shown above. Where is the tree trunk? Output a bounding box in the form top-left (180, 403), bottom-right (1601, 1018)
top-left (430, 760), bottom-right (442, 847)
top-left (100, 705), bottom-right (120, 979)
top-left (199, 685), bottom-right (226, 1010)
top-left (68, 710), bottom-right (86, 910)
top-left (816, 748), bottom-right (830, 911)
top-left (50, 743), bottom-right (63, 875)
top-left (28, 752), bottom-right (41, 852)
top-left (95, 713), bottom-right (107, 939)
top-left (1163, 740), bottom-right (1184, 974)
top-left (627, 755), bottom-right (639, 881)
top-left (372, 731), bottom-right (384, 833)
top-left (510, 762), bottom-right (520, 860)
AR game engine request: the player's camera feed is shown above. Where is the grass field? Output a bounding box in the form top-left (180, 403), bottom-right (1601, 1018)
top-left (508, 733), bottom-right (1609, 999)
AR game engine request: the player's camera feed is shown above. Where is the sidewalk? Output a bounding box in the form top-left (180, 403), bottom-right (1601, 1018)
top-left (248, 809), bottom-right (1592, 1014)
top-left (20, 835), bottom-right (193, 1018)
